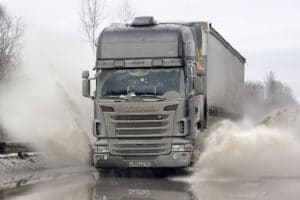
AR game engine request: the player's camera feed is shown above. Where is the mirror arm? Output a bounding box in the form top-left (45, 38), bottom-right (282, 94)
top-left (186, 90), bottom-right (195, 99)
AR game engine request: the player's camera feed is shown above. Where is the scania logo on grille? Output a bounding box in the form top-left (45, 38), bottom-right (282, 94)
top-left (118, 105), bottom-right (158, 112)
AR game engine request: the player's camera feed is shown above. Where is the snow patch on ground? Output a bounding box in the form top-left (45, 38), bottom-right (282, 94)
top-left (0, 165), bottom-right (97, 190)
top-left (0, 153), bottom-right (79, 173)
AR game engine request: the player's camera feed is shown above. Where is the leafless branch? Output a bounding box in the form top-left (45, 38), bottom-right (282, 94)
top-left (0, 4), bottom-right (23, 80)
top-left (80, 0), bottom-right (106, 53)
top-left (118, 0), bottom-right (135, 23)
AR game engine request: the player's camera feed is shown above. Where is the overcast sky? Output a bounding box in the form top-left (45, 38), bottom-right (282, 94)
top-left (1, 0), bottom-right (300, 100)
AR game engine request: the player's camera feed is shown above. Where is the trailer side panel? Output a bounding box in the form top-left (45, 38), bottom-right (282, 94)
top-left (206, 28), bottom-right (245, 126)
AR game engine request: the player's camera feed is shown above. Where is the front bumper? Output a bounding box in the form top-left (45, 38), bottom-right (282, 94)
top-left (93, 152), bottom-right (193, 168)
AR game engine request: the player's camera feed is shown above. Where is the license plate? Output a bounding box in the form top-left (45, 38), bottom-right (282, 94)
top-left (128, 161), bottom-right (151, 167)
top-left (129, 189), bottom-right (151, 195)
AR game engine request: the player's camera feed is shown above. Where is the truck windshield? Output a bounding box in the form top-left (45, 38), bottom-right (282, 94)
top-left (97, 68), bottom-right (183, 99)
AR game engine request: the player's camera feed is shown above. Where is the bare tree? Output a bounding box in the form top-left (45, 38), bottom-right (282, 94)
top-left (244, 71), bottom-right (298, 119)
top-left (80, 0), bottom-right (106, 53)
top-left (245, 81), bottom-right (264, 101)
top-left (265, 71), bottom-right (297, 108)
top-left (118, 0), bottom-right (135, 23)
top-left (0, 4), bottom-right (23, 80)
top-left (244, 81), bottom-right (265, 119)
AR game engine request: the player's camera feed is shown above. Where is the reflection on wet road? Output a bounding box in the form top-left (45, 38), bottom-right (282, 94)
top-left (94, 176), bottom-right (195, 200)
top-left (2, 168), bottom-right (300, 200)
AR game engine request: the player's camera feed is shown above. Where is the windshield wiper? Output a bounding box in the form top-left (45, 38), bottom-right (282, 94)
top-left (99, 96), bottom-right (128, 101)
top-left (137, 95), bottom-right (166, 101)
top-left (99, 95), bottom-right (166, 102)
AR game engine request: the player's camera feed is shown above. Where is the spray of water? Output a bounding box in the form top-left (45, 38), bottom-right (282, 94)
top-left (192, 107), bottom-right (300, 180)
top-left (0, 31), bottom-right (93, 164)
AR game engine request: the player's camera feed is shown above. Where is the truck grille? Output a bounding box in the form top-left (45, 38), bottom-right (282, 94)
top-left (104, 106), bottom-right (177, 156)
top-left (110, 114), bottom-right (172, 137)
top-left (109, 139), bottom-right (171, 156)
top-left (111, 114), bottom-right (168, 121)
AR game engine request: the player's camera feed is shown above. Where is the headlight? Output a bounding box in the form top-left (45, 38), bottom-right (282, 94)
top-left (172, 144), bottom-right (193, 152)
top-left (93, 146), bottom-right (109, 153)
top-left (172, 145), bottom-right (185, 152)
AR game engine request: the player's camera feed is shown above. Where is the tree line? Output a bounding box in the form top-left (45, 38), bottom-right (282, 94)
top-left (244, 71), bottom-right (298, 120)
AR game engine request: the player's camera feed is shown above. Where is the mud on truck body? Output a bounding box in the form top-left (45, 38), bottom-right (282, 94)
top-left (82, 17), bottom-right (245, 168)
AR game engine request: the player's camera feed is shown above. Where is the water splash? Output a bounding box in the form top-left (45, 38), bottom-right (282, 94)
top-left (193, 107), bottom-right (300, 179)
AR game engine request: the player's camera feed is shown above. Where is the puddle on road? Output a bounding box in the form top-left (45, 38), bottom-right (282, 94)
top-left (0, 163), bottom-right (300, 200)
top-left (2, 174), bottom-right (195, 200)
top-left (3, 172), bottom-right (300, 200)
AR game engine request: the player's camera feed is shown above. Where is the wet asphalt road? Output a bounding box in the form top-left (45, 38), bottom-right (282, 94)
top-left (1, 167), bottom-right (300, 200)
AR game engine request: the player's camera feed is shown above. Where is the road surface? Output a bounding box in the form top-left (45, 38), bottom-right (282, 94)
top-left (1, 167), bottom-right (300, 200)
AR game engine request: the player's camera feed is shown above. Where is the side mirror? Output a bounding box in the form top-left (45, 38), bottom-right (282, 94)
top-left (82, 79), bottom-right (91, 98)
top-left (194, 76), bottom-right (205, 95)
top-left (82, 70), bottom-right (90, 79)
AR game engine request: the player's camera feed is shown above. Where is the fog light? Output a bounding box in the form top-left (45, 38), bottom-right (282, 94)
top-left (94, 146), bottom-right (109, 153)
top-left (173, 153), bottom-right (178, 159)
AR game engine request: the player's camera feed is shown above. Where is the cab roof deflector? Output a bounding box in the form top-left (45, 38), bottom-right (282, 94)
top-left (131, 16), bottom-right (157, 27)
